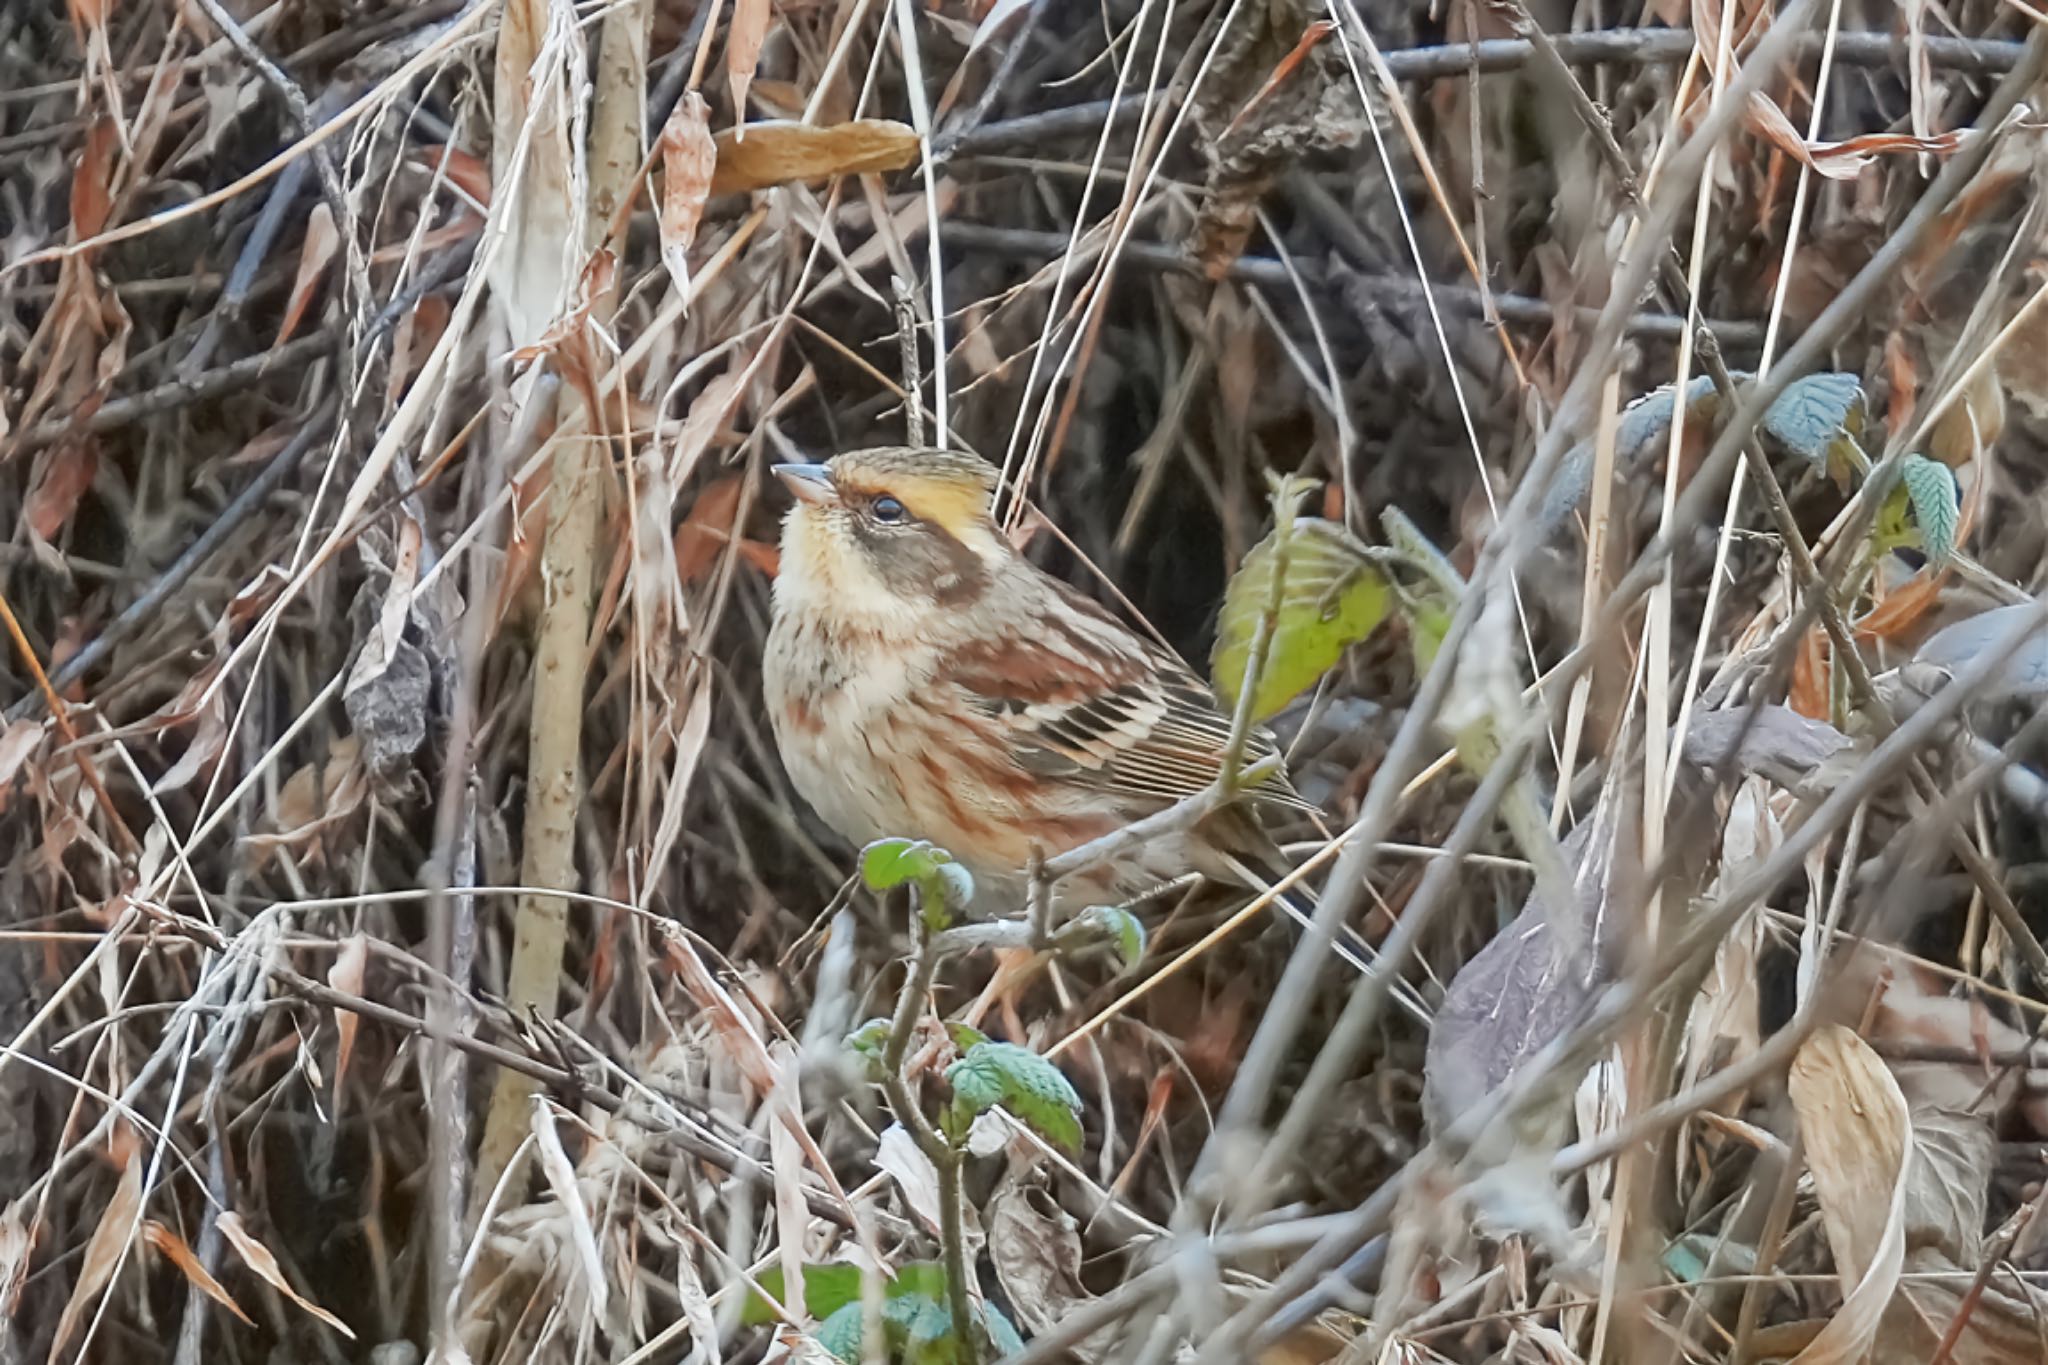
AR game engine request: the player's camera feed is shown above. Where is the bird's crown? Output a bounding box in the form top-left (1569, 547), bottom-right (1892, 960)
top-left (826, 446), bottom-right (999, 538)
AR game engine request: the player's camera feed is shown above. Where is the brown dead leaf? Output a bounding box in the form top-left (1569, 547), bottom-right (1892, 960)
top-left (1787, 1026), bottom-right (1909, 1364)
top-left (412, 143), bottom-right (493, 208)
top-left (24, 440), bottom-right (97, 542)
top-left (709, 119), bottom-right (920, 195)
top-left (217, 1212), bottom-right (355, 1338)
top-left (52, 1129), bottom-right (143, 1358)
top-left (727, 0), bottom-right (772, 126)
top-left (328, 934), bottom-right (369, 1100)
top-left (143, 1220), bottom-right (254, 1327)
top-left (274, 202), bottom-right (339, 348)
top-left (658, 92), bottom-right (716, 297)
top-left (1748, 94), bottom-right (1969, 180)
top-left (1790, 626), bottom-right (1830, 719)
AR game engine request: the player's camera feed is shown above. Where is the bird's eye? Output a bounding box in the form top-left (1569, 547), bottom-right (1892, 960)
top-left (872, 495), bottom-right (907, 524)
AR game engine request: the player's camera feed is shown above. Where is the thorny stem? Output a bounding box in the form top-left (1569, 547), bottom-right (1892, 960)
top-left (878, 888), bottom-right (977, 1352)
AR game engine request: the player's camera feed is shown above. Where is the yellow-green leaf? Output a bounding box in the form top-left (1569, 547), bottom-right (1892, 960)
top-left (1212, 518), bottom-right (1391, 722)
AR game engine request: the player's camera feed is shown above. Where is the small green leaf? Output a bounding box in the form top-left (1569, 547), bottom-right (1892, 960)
top-left (860, 838), bottom-right (975, 922)
top-left (843, 1018), bottom-right (892, 1076)
top-left (945, 1041), bottom-right (1084, 1153)
top-left (1070, 904), bottom-right (1146, 969)
top-left (861, 838), bottom-right (946, 892)
top-left (1901, 453), bottom-right (1960, 566)
top-left (946, 1022), bottom-right (991, 1052)
top-left (1213, 517), bottom-right (1391, 722)
top-left (1406, 595), bottom-right (1454, 677)
top-left (1874, 479), bottom-right (1916, 555)
top-left (1763, 372), bottom-right (1868, 483)
top-left (815, 1301), bottom-right (866, 1362)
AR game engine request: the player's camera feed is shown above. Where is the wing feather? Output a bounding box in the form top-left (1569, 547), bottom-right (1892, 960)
top-left (942, 586), bottom-right (1305, 810)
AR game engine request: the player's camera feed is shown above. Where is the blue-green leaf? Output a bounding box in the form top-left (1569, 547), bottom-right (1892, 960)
top-left (1071, 905), bottom-right (1146, 970)
top-left (1901, 453), bottom-right (1960, 566)
top-left (945, 1041), bottom-right (1084, 1153)
top-left (982, 1302), bottom-right (1027, 1355)
top-left (815, 1301), bottom-right (866, 1362)
top-left (1763, 372), bottom-right (1868, 482)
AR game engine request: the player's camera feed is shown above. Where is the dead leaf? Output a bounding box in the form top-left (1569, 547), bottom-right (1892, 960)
top-left (143, 1220), bottom-right (254, 1327)
top-left (1748, 93), bottom-right (1967, 181)
top-left (52, 1130), bottom-right (143, 1358)
top-left (709, 119), bottom-right (920, 195)
top-left (413, 143), bottom-right (493, 208)
top-left (769, 1043), bottom-right (809, 1324)
top-left (530, 1099), bottom-right (609, 1319)
top-left (1786, 1026), bottom-right (1909, 1364)
top-left (727, 0), bottom-right (772, 128)
top-left (274, 202), bottom-right (338, 347)
top-left (217, 1212), bottom-right (355, 1338)
top-left (328, 935), bottom-right (369, 1100)
top-left (658, 92), bottom-right (716, 297)
top-left (0, 720), bottom-right (47, 811)
top-left (25, 440), bottom-right (98, 542)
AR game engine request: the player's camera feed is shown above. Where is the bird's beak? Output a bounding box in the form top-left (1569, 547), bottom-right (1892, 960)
top-left (772, 462), bottom-right (836, 506)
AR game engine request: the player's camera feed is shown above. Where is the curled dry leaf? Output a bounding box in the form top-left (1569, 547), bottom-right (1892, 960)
top-left (1747, 93), bottom-right (1968, 180)
top-left (217, 1211), bottom-right (355, 1338)
top-left (658, 92), bottom-right (715, 298)
top-left (709, 119), bottom-right (920, 195)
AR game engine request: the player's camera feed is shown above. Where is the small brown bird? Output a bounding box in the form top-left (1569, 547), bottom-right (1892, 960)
top-left (763, 446), bottom-right (1299, 914)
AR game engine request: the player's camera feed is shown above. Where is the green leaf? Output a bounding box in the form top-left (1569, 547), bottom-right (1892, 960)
top-left (946, 1022), bottom-right (991, 1052)
top-left (1406, 594), bottom-right (1454, 677)
top-left (1069, 904), bottom-right (1146, 970)
top-left (861, 838), bottom-right (947, 892)
top-left (744, 1263), bottom-right (866, 1325)
top-left (1763, 372), bottom-right (1868, 483)
top-left (1874, 479), bottom-right (1915, 555)
top-left (744, 1261), bottom-right (956, 1328)
top-left (844, 1017), bottom-right (892, 1074)
top-left (859, 838), bottom-right (975, 923)
top-left (815, 1301), bottom-right (866, 1362)
top-left (1212, 517), bottom-right (1391, 722)
top-left (1901, 453), bottom-right (1960, 566)
top-left (945, 1041), bottom-right (1084, 1153)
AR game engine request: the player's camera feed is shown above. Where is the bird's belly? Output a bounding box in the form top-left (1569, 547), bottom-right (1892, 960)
top-left (765, 618), bottom-right (1205, 912)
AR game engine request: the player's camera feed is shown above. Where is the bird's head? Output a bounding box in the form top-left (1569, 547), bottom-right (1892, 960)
top-left (772, 447), bottom-right (1007, 616)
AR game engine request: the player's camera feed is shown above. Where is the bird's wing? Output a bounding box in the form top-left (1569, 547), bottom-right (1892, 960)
top-left (940, 585), bottom-right (1305, 810)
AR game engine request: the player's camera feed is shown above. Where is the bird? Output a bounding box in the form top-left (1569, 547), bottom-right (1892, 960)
top-left (762, 445), bottom-right (1304, 916)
